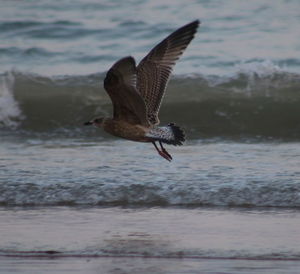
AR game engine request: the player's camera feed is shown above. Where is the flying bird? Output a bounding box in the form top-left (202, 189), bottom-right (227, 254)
top-left (85, 20), bottom-right (200, 161)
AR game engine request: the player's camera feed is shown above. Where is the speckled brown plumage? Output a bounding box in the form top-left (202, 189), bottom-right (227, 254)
top-left (85, 20), bottom-right (200, 161)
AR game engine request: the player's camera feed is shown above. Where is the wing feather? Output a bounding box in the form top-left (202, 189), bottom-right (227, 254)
top-left (137, 20), bottom-right (200, 125)
top-left (104, 56), bottom-right (149, 126)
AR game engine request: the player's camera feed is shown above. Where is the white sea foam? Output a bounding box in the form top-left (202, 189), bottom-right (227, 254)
top-left (0, 73), bottom-right (24, 128)
top-left (234, 60), bottom-right (282, 77)
top-left (0, 141), bottom-right (299, 208)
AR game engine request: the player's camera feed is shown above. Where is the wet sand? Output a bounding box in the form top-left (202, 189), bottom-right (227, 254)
top-left (0, 207), bottom-right (300, 273)
top-left (1, 256), bottom-right (300, 274)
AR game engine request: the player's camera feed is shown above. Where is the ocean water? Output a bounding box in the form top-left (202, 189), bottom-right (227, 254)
top-left (1, 0), bottom-right (300, 273)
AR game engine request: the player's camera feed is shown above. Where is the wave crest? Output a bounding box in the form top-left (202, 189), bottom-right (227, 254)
top-left (0, 73), bottom-right (24, 129)
top-left (1, 178), bottom-right (299, 207)
top-left (1, 69), bottom-right (300, 139)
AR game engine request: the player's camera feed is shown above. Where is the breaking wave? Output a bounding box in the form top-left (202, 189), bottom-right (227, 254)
top-left (1, 65), bottom-right (300, 139)
top-left (0, 73), bottom-right (24, 129)
top-left (1, 175), bottom-right (299, 208)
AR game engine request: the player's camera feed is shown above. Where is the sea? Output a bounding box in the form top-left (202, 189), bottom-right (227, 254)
top-left (0, 0), bottom-right (300, 273)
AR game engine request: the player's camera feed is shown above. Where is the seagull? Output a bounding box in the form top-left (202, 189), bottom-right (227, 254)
top-left (85, 20), bottom-right (200, 161)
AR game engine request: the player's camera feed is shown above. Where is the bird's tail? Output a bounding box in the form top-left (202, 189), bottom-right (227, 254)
top-left (146, 123), bottom-right (185, 146)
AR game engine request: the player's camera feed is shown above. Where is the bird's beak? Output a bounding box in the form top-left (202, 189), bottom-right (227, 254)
top-left (84, 121), bottom-right (92, 126)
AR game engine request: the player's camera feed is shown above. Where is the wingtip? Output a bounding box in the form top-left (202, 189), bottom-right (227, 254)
top-left (174, 20), bottom-right (200, 38)
top-left (117, 56), bottom-right (136, 66)
top-left (189, 20), bottom-right (201, 31)
top-left (192, 19), bottom-right (201, 24)
top-left (186, 19), bottom-right (201, 27)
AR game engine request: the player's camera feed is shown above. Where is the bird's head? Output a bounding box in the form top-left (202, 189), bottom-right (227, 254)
top-left (84, 117), bottom-right (105, 127)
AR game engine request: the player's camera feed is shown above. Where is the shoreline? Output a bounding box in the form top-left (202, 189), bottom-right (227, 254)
top-left (1, 206), bottom-right (300, 273)
top-left (1, 256), bottom-right (300, 274)
top-left (2, 253), bottom-right (300, 261)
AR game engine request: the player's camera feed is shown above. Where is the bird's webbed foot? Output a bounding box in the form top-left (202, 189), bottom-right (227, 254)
top-left (152, 142), bottom-right (172, 162)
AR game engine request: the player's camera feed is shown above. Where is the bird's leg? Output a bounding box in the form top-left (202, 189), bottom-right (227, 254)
top-left (159, 141), bottom-right (173, 160)
top-left (152, 142), bottom-right (172, 162)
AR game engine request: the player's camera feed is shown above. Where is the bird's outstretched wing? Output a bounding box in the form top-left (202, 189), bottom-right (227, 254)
top-left (137, 20), bottom-right (200, 125)
top-left (104, 56), bottom-right (149, 126)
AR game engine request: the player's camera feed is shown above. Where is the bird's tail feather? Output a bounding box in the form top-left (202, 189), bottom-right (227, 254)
top-left (146, 123), bottom-right (185, 146)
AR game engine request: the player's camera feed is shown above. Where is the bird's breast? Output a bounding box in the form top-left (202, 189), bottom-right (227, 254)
top-left (103, 120), bottom-right (150, 142)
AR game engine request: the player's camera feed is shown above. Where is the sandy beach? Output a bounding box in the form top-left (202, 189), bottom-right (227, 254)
top-left (1, 207), bottom-right (300, 273)
top-left (2, 256), bottom-right (300, 274)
